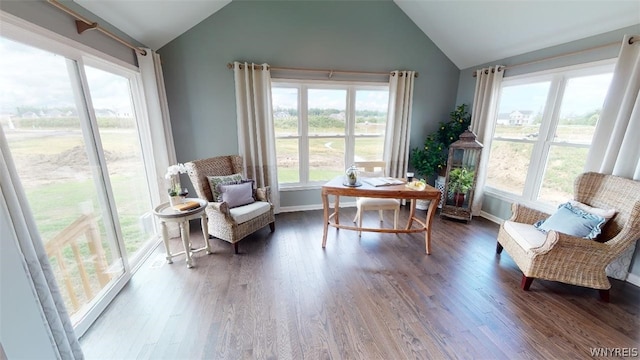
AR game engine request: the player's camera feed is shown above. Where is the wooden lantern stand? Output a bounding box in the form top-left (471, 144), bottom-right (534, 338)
top-left (441, 129), bottom-right (483, 222)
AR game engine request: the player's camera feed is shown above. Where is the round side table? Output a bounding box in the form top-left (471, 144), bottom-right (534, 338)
top-left (153, 198), bottom-right (211, 268)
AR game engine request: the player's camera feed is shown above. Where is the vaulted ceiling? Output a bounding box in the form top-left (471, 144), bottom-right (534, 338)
top-left (74, 0), bottom-right (640, 69)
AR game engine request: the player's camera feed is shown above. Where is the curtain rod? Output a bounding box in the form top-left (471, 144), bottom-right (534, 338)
top-left (472, 36), bottom-right (638, 77)
top-left (47, 0), bottom-right (147, 56)
top-left (226, 63), bottom-right (419, 78)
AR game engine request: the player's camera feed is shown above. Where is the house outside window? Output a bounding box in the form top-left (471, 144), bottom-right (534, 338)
top-left (485, 60), bottom-right (615, 208)
top-left (271, 80), bottom-right (389, 188)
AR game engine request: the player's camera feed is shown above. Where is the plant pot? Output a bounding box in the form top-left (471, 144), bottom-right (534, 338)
top-left (453, 192), bottom-right (465, 207)
top-left (415, 199), bottom-right (431, 210)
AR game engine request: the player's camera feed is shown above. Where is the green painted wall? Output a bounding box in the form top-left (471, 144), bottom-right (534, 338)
top-left (454, 24), bottom-right (640, 279)
top-left (158, 0), bottom-right (460, 209)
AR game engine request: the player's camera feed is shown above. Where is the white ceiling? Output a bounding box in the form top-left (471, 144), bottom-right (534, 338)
top-left (74, 0), bottom-right (231, 51)
top-left (74, 0), bottom-right (640, 70)
top-left (395, 0), bottom-right (640, 69)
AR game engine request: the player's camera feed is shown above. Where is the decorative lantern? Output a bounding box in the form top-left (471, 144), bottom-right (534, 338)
top-left (441, 129), bottom-right (483, 222)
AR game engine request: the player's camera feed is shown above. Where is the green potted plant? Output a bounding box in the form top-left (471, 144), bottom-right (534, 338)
top-left (448, 167), bottom-right (475, 207)
top-left (410, 104), bottom-right (471, 180)
top-left (410, 104), bottom-right (471, 209)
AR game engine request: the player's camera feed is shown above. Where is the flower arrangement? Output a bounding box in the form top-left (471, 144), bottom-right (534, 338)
top-left (410, 104), bottom-right (471, 179)
top-left (165, 163), bottom-right (187, 197)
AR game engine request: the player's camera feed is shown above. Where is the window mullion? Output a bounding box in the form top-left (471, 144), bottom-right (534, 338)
top-left (300, 85), bottom-right (309, 184)
top-left (345, 86), bottom-right (356, 167)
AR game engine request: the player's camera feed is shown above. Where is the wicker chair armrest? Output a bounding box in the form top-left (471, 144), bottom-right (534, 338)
top-left (255, 186), bottom-right (272, 203)
top-left (532, 230), bottom-right (609, 258)
top-left (592, 225), bottom-right (640, 261)
top-left (510, 203), bottom-right (550, 225)
top-left (207, 201), bottom-right (230, 216)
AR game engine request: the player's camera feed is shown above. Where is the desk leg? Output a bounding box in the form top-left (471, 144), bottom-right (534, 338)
top-left (322, 192), bottom-right (329, 248)
top-left (160, 221), bottom-right (173, 264)
top-left (180, 221), bottom-right (193, 268)
top-left (201, 212), bottom-right (211, 255)
top-left (424, 197), bottom-right (439, 255)
top-left (334, 195), bottom-right (340, 226)
top-left (405, 199), bottom-right (416, 230)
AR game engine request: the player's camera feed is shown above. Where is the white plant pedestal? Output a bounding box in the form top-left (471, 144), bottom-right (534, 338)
top-left (415, 199), bottom-right (431, 210)
top-left (435, 176), bottom-right (446, 209)
top-left (416, 176), bottom-right (446, 210)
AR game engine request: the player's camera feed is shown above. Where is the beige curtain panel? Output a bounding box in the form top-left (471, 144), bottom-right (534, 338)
top-left (470, 65), bottom-right (504, 216)
top-left (384, 70), bottom-right (415, 180)
top-left (586, 34), bottom-right (640, 180)
top-left (136, 49), bottom-right (177, 204)
top-left (584, 34), bottom-right (640, 280)
top-left (233, 61), bottom-right (280, 212)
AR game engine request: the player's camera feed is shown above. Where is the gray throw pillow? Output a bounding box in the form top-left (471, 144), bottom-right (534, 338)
top-left (217, 181), bottom-right (255, 208)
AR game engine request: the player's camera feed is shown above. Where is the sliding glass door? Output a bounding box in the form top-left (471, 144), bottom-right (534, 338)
top-left (0, 35), bottom-right (156, 334)
top-left (83, 65), bottom-right (155, 264)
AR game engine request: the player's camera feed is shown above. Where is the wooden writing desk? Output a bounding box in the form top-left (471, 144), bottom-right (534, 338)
top-left (321, 176), bottom-right (441, 254)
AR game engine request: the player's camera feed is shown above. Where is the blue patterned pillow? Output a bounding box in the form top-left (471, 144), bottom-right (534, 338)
top-left (534, 202), bottom-right (606, 239)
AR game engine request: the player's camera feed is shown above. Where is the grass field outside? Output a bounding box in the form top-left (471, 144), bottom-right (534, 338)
top-left (4, 120), bottom-right (153, 317)
top-left (275, 117), bottom-right (385, 183)
top-left (487, 125), bottom-right (592, 204)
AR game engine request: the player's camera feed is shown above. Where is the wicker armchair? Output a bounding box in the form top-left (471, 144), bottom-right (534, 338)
top-left (496, 172), bottom-right (640, 301)
top-left (185, 155), bottom-right (275, 254)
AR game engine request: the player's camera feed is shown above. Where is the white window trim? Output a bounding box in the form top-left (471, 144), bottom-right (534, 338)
top-left (272, 79), bottom-right (389, 190)
top-left (484, 58), bottom-right (616, 207)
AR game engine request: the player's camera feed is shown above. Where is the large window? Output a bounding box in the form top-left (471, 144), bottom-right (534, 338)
top-left (272, 80), bottom-right (389, 187)
top-left (485, 61), bottom-right (614, 207)
top-left (1, 25), bottom-right (158, 335)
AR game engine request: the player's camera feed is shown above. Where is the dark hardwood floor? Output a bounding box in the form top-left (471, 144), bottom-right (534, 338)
top-left (80, 207), bottom-right (639, 359)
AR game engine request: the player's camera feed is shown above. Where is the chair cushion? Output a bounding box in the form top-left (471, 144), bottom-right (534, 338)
top-left (229, 201), bottom-right (271, 224)
top-left (207, 173), bottom-right (242, 201)
top-left (534, 202), bottom-right (606, 239)
top-left (218, 181), bottom-right (255, 208)
top-left (503, 221), bottom-right (547, 250)
top-left (357, 198), bottom-right (400, 207)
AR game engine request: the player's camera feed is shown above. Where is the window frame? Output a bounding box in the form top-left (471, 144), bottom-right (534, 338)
top-left (484, 59), bottom-right (616, 212)
top-left (272, 79), bottom-right (389, 190)
top-left (1, 11), bottom-right (160, 336)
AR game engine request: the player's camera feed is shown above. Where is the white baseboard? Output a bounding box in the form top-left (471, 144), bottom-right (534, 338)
top-left (626, 272), bottom-right (640, 287)
top-left (278, 202), bottom-right (356, 213)
top-left (480, 211), bottom-right (504, 225)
